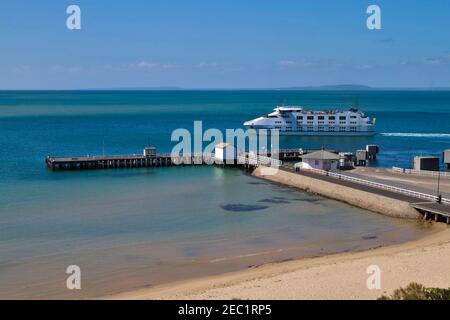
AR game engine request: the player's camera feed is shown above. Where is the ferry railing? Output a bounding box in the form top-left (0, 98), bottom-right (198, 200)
top-left (297, 167), bottom-right (450, 205)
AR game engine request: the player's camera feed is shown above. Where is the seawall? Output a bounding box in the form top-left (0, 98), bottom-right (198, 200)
top-left (252, 167), bottom-right (421, 219)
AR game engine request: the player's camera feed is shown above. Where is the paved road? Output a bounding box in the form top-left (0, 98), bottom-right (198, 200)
top-left (280, 167), bottom-right (424, 203)
top-left (279, 166), bottom-right (450, 218)
top-left (344, 171), bottom-right (450, 200)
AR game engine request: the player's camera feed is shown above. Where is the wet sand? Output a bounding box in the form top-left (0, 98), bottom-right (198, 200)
top-left (107, 225), bottom-right (450, 300)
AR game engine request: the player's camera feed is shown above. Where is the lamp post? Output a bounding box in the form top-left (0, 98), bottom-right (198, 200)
top-left (437, 169), bottom-right (442, 203)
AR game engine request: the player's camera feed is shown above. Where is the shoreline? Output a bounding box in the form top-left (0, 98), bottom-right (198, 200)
top-left (105, 224), bottom-right (450, 300)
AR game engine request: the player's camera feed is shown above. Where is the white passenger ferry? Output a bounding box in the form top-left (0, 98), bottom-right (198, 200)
top-left (243, 106), bottom-right (376, 136)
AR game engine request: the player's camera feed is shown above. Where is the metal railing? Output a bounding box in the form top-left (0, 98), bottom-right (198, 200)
top-left (392, 167), bottom-right (450, 179)
top-left (238, 154), bottom-right (283, 167)
top-left (299, 167), bottom-right (450, 205)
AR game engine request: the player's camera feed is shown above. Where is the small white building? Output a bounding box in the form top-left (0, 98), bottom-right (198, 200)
top-left (296, 150), bottom-right (340, 171)
top-left (214, 143), bottom-right (236, 163)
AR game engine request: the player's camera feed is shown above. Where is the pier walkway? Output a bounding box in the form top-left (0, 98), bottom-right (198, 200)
top-left (45, 148), bottom-right (308, 171)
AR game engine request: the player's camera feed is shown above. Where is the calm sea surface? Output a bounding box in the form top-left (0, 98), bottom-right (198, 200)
top-left (0, 90), bottom-right (448, 298)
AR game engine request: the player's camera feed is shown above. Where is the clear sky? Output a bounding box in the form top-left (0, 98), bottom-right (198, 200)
top-left (1, 0), bottom-right (449, 89)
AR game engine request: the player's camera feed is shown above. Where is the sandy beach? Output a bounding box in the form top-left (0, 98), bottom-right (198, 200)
top-left (106, 225), bottom-right (450, 300)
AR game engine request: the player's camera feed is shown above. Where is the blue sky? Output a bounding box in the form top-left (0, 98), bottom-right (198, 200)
top-left (1, 0), bottom-right (449, 89)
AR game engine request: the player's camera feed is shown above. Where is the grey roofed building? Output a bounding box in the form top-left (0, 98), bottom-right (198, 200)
top-left (300, 150), bottom-right (340, 160)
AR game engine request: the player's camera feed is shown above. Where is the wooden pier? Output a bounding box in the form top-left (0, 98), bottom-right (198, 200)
top-left (411, 202), bottom-right (450, 224)
top-left (45, 148), bottom-right (320, 171)
top-left (45, 153), bottom-right (213, 170)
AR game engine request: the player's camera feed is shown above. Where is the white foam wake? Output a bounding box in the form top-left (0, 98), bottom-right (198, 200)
top-left (381, 132), bottom-right (450, 138)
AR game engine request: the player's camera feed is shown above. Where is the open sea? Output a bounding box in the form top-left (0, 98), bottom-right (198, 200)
top-left (0, 90), bottom-right (449, 298)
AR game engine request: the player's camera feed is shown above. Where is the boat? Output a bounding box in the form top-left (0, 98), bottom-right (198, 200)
top-left (243, 106), bottom-right (376, 136)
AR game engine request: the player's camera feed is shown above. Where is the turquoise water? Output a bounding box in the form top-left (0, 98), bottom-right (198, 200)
top-left (0, 90), bottom-right (447, 298)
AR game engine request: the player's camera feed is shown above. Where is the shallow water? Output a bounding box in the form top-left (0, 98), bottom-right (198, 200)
top-left (0, 90), bottom-right (447, 298)
top-left (0, 166), bottom-right (434, 299)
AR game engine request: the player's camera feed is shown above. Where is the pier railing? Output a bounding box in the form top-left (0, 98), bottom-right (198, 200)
top-left (300, 167), bottom-right (450, 205)
top-left (237, 154), bottom-right (282, 167)
top-left (392, 167), bottom-right (450, 179)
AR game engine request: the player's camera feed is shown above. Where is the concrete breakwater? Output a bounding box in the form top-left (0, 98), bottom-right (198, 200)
top-left (252, 166), bottom-right (421, 219)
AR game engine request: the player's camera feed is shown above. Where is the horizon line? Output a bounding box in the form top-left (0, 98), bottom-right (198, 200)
top-left (2, 84), bottom-right (450, 91)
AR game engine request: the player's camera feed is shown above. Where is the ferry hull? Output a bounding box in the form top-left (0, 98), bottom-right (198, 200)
top-left (276, 131), bottom-right (376, 136)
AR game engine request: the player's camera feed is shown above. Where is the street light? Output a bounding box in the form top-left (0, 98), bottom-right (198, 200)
top-left (437, 169), bottom-right (442, 203)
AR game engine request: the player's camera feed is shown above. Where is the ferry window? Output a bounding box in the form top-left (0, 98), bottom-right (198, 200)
top-left (350, 116), bottom-right (357, 119)
top-left (328, 116), bottom-right (335, 120)
top-left (296, 116), bottom-right (303, 120)
top-left (318, 116), bottom-right (325, 120)
top-left (339, 127), bottom-right (346, 131)
top-left (286, 121), bottom-right (292, 124)
top-left (339, 116), bottom-right (346, 120)
top-left (307, 116), bottom-right (314, 120)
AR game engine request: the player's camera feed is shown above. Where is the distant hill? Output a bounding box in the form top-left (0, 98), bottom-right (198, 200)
top-left (16, 84), bottom-right (449, 91)
top-left (277, 84), bottom-right (373, 91)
